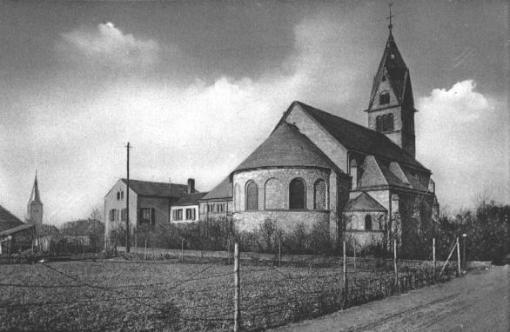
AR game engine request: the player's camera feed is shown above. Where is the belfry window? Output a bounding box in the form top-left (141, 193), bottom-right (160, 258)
top-left (376, 116), bottom-right (383, 132)
top-left (379, 91), bottom-right (390, 105)
top-left (289, 178), bottom-right (306, 210)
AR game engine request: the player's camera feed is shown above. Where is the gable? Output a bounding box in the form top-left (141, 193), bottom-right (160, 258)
top-left (284, 103), bottom-right (349, 171)
top-left (359, 155), bottom-right (388, 188)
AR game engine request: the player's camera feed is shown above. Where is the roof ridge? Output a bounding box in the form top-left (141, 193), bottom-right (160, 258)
top-left (294, 101), bottom-right (428, 172)
top-left (121, 178), bottom-right (187, 186)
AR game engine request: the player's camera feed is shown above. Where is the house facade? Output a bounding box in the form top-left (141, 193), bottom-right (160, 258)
top-left (104, 178), bottom-right (197, 245)
top-left (171, 192), bottom-right (207, 223)
top-left (199, 177), bottom-right (233, 221)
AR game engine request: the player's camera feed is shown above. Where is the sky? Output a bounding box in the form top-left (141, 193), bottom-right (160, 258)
top-left (0, 0), bottom-right (508, 225)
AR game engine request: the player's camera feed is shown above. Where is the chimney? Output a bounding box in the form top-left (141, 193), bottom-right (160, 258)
top-left (187, 178), bottom-right (195, 194)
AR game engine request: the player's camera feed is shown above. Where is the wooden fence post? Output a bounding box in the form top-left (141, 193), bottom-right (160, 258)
top-left (278, 236), bottom-right (281, 267)
top-left (181, 239), bottom-right (184, 262)
top-left (432, 238), bottom-right (436, 282)
top-left (456, 237), bottom-right (461, 276)
top-left (393, 240), bottom-right (398, 287)
top-left (353, 243), bottom-right (356, 274)
top-left (234, 242), bottom-right (240, 332)
top-left (343, 241), bottom-right (347, 293)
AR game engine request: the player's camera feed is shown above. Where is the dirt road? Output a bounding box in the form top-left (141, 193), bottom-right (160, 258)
top-left (272, 265), bottom-right (509, 332)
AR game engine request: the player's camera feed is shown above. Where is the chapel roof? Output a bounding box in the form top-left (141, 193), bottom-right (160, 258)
top-left (292, 101), bottom-right (428, 172)
top-left (120, 179), bottom-right (190, 198)
top-left (201, 176), bottom-right (233, 200)
top-left (0, 204), bottom-right (25, 233)
top-left (233, 121), bottom-right (336, 173)
top-left (344, 192), bottom-right (387, 212)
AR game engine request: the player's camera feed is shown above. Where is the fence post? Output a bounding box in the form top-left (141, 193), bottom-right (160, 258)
top-left (278, 236), bottom-right (281, 267)
top-left (343, 241), bottom-right (347, 293)
top-left (456, 237), bottom-right (461, 276)
top-left (181, 239), bottom-right (184, 262)
top-left (353, 243), bottom-right (356, 274)
top-left (393, 240), bottom-right (398, 288)
top-left (432, 238), bottom-right (436, 282)
top-left (234, 242), bottom-right (240, 332)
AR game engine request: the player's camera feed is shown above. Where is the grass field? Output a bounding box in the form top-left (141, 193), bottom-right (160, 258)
top-left (0, 258), bottom-right (445, 331)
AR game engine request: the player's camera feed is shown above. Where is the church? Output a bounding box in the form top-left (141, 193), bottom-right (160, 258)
top-left (222, 27), bottom-right (439, 250)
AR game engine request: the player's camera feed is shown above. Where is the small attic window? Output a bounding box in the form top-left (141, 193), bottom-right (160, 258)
top-left (379, 91), bottom-right (390, 105)
top-left (381, 75), bottom-right (386, 82)
top-left (390, 53), bottom-right (395, 59)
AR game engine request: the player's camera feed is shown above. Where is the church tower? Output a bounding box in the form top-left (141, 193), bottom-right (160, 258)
top-left (366, 22), bottom-right (416, 158)
top-left (27, 173), bottom-right (43, 228)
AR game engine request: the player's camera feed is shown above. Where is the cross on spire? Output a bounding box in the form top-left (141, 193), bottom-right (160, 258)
top-left (387, 2), bottom-right (394, 33)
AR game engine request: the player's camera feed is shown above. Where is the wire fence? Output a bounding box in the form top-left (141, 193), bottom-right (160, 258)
top-left (0, 238), bottom-right (461, 331)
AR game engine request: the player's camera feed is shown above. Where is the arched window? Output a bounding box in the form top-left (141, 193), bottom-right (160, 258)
top-left (234, 184), bottom-right (241, 211)
top-left (289, 178), bottom-right (306, 210)
top-left (245, 181), bottom-right (258, 211)
top-left (264, 178), bottom-right (282, 210)
top-left (365, 215), bottom-right (372, 231)
top-left (313, 179), bottom-right (327, 210)
top-left (379, 91), bottom-right (390, 105)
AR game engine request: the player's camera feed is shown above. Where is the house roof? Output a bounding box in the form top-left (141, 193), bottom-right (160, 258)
top-left (201, 177), bottom-right (233, 200)
top-left (293, 101), bottom-right (428, 172)
top-left (0, 205), bottom-right (24, 233)
top-left (234, 121), bottom-right (336, 173)
top-left (121, 179), bottom-right (190, 198)
top-left (344, 192), bottom-right (387, 212)
top-left (175, 192), bottom-right (208, 206)
top-left (0, 223), bottom-right (35, 237)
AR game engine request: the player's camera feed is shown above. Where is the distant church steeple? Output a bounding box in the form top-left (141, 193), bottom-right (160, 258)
top-left (366, 6), bottom-right (416, 158)
top-left (27, 172), bottom-right (43, 227)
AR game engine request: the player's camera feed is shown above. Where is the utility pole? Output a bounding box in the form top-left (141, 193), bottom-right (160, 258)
top-left (126, 142), bottom-right (131, 253)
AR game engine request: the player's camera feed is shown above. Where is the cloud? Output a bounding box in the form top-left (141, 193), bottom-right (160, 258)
top-left (59, 22), bottom-right (160, 68)
top-left (417, 80), bottom-right (508, 210)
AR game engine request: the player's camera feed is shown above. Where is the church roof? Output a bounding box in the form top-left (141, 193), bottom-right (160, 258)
top-left (201, 176), bottom-right (233, 200)
top-left (175, 192), bottom-right (208, 206)
top-left (233, 121), bottom-right (336, 173)
top-left (368, 32), bottom-right (414, 110)
top-left (293, 101), bottom-right (428, 172)
top-left (121, 179), bottom-right (190, 198)
top-left (0, 204), bottom-right (25, 233)
top-left (344, 192), bottom-right (387, 212)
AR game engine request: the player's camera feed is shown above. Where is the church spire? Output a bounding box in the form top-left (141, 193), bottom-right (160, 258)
top-left (27, 171), bottom-right (43, 226)
top-left (365, 12), bottom-right (416, 158)
top-left (29, 172), bottom-right (42, 204)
